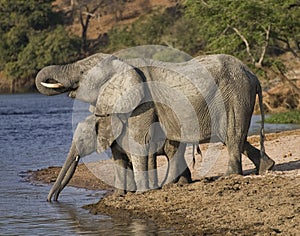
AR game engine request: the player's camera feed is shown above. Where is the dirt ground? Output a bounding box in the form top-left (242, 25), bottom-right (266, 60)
top-left (29, 129), bottom-right (300, 235)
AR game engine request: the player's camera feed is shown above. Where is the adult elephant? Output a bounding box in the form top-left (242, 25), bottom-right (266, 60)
top-left (36, 53), bottom-right (275, 191)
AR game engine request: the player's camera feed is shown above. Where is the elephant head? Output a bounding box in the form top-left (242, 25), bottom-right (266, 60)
top-left (35, 53), bottom-right (145, 111)
top-left (36, 53), bottom-right (108, 97)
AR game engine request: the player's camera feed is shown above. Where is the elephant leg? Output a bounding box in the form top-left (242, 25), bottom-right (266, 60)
top-left (130, 155), bottom-right (149, 192)
top-left (226, 140), bottom-right (243, 175)
top-left (178, 162), bottom-right (192, 184)
top-left (111, 143), bottom-right (128, 196)
top-left (243, 141), bottom-right (275, 175)
top-left (125, 161), bottom-right (136, 192)
top-left (148, 153), bottom-right (159, 189)
top-left (164, 140), bottom-right (192, 184)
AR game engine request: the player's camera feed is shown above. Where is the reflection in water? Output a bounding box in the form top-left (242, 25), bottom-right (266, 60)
top-left (52, 202), bottom-right (164, 235)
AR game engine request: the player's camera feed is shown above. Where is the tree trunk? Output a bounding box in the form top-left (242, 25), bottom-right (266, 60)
top-left (10, 79), bottom-right (16, 93)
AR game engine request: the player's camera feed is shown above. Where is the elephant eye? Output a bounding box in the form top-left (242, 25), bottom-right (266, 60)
top-left (80, 71), bottom-right (84, 75)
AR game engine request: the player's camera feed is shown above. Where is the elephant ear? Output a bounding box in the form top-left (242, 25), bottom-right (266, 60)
top-left (73, 115), bottom-right (97, 156)
top-left (95, 63), bottom-right (145, 116)
top-left (96, 115), bottom-right (124, 153)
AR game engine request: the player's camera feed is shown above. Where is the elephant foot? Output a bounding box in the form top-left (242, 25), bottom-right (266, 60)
top-left (135, 189), bottom-right (149, 195)
top-left (113, 188), bottom-right (126, 197)
top-left (177, 175), bottom-right (192, 185)
top-left (149, 184), bottom-right (160, 190)
top-left (166, 168), bottom-right (193, 185)
top-left (126, 182), bottom-right (137, 192)
top-left (225, 164), bottom-right (243, 176)
top-left (152, 186), bottom-right (162, 191)
top-left (258, 157), bottom-right (275, 175)
top-left (178, 167), bottom-right (193, 184)
top-left (225, 171), bottom-right (243, 176)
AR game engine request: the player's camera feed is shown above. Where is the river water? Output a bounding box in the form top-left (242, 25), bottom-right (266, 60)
top-left (0, 93), bottom-right (299, 235)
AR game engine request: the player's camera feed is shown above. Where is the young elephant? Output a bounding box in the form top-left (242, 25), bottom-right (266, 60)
top-left (47, 108), bottom-right (192, 202)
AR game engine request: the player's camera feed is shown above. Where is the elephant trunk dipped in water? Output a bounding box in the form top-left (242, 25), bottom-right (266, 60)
top-left (36, 52), bottom-right (275, 199)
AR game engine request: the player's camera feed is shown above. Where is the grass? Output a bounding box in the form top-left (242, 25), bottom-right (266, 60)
top-left (265, 110), bottom-right (300, 124)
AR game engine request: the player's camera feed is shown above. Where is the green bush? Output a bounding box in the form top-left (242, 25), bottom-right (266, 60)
top-left (265, 110), bottom-right (300, 124)
top-left (0, 0), bottom-right (80, 81)
top-left (106, 7), bottom-right (184, 53)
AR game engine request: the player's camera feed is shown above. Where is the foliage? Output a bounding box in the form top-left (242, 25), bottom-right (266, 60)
top-left (183, 0), bottom-right (300, 62)
top-left (70, 0), bottom-right (111, 54)
top-left (1, 0), bottom-right (300, 92)
top-left (106, 6), bottom-right (183, 52)
top-left (105, 0), bottom-right (300, 64)
top-left (0, 0), bottom-right (80, 81)
top-left (5, 27), bottom-right (81, 79)
top-left (114, 45), bottom-right (192, 62)
top-left (265, 110), bottom-right (300, 124)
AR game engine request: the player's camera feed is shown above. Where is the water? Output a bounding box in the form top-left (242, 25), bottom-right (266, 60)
top-left (0, 94), bottom-right (170, 235)
top-left (249, 114), bottom-right (300, 135)
top-left (1, 93), bottom-right (299, 235)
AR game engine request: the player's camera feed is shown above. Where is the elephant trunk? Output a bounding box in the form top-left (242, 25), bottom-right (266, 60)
top-left (35, 54), bottom-right (107, 97)
top-left (35, 65), bottom-right (75, 96)
top-left (53, 157), bottom-right (79, 201)
top-left (47, 143), bottom-right (80, 202)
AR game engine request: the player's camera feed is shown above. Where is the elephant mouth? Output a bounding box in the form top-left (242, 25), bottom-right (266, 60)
top-left (40, 79), bottom-right (79, 93)
top-left (40, 78), bottom-right (65, 89)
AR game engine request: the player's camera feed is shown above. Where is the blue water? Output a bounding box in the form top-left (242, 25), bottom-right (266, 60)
top-left (249, 114), bottom-right (300, 136)
top-left (0, 93), bottom-right (169, 235)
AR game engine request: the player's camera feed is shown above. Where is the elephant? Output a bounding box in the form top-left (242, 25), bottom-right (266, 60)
top-left (36, 52), bottom-right (275, 192)
top-left (47, 110), bottom-right (192, 202)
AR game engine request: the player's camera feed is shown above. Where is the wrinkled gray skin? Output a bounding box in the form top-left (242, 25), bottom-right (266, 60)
top-left (36, 53), bottom-right (275, 195)
top-left (47, 112), bottom-right (191, 202)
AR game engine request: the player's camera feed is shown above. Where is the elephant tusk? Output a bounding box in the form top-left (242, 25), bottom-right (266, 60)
top-left (41, 82), bottom-right (64, 89)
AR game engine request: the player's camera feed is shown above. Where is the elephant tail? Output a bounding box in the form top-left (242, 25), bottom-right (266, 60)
top-left (192, 144), bottom-right (196, 169)
top-left (196, 145), bottom-right (202, 155)
top-left (191, 144), bottom-right (202, 169)
top-left (257, 83), bottom-right (266, 158)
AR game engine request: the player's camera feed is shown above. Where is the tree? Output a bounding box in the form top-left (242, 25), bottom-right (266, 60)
top-left (184, 0), bottom-right (300, 65)
top-left (0, 0), bottom-right (80, 92)
top-left (106, 5), bottom-right (183, 52)
top-left (69, 0), bottom-right (110, 55)
top-left (184, 0), bottom-right (300, 108)
top-left (6, 26), bottom-right (80, 79)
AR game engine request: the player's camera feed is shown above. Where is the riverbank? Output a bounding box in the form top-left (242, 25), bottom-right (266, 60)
top-left (0, 74), bottom-right (36, 94)
top-left (30, 129), bottom-right (300, 235)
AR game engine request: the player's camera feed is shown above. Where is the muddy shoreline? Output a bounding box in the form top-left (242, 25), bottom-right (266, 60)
top-left (30, 130), bottom-right (300, 235)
